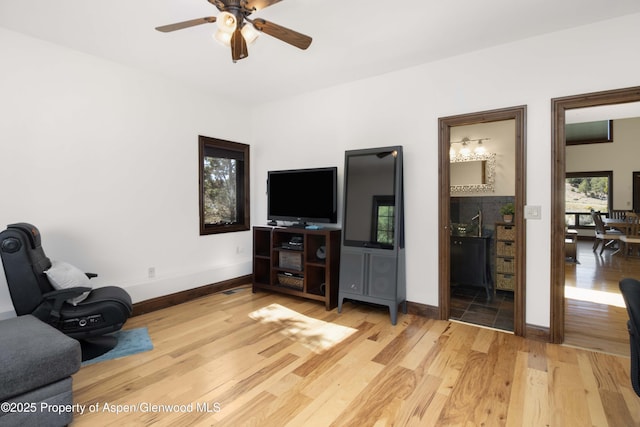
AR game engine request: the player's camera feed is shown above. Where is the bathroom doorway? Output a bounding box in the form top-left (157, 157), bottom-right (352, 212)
top-left (438, 106), bottom-right (527, 336)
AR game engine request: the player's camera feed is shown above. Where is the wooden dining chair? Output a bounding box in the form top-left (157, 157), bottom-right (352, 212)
top-left (621, 215), bottom-right (640, 257)
top-left (610, 210), bottom-right (628, 219)
top-left (592, 211), bottom-right (624, 254)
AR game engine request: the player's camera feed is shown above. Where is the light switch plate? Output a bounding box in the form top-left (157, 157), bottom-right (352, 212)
top-left (524, 205), bottom-right (541, 220)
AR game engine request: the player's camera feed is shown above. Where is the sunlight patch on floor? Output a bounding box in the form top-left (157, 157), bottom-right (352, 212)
top-left (249, 304), bottom-right (356, 353)
top-left (565, 285), bottom-right (626, 308)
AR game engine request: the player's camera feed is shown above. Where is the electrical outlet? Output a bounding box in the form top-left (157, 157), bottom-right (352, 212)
top-left (148, 267), bottom-right (155, 279)
top-left (236, 246), bottom-right (245, 254)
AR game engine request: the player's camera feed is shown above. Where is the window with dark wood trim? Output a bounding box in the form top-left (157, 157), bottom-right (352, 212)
top-left (199, 136), bottom-right (250, 235)
top-left (565, 170), bottom-right (613, 228)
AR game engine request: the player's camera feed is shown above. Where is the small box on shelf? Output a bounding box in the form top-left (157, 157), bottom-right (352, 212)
top-left (279, 251), bottom-right (302, 271)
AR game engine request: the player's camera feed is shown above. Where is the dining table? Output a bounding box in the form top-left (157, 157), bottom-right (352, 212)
top-left (603, 217), bottom-right (634, 234)
top-left (603, 216), bottom-right (640, 256)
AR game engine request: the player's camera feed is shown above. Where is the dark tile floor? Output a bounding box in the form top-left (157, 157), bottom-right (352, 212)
top-left (450, 284), bottom-right (514, 332)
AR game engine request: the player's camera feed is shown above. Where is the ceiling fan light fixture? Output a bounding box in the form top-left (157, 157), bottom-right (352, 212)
top-left (241, 23), bottom-right (259, 45)
top-left (217, 11), bottom-right (237, 33)
top-left (156, 0), bottom-right (313, 63)
top-left (214, 29), bottom-right (232, 47)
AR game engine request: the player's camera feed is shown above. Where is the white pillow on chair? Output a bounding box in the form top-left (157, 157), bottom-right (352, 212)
top-left (44, 260), bottom-right (92, 305)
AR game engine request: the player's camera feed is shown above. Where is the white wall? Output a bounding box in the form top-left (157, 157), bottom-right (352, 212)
top-left (0, 28), bottom-right (253, 318)
top-left (2, 13), bottom-right (640, 327)
top-left (251, 13), bottom-right (640, 328)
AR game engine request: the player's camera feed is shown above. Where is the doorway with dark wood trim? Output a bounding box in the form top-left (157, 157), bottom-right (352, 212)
top-left (438, 106), bottom-right (527, 336)
top-left (550, 86), bottom-right (640, 344)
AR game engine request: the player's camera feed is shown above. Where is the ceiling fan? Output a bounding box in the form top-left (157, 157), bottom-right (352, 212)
top-left (156, 0), bottom-right (312, 62)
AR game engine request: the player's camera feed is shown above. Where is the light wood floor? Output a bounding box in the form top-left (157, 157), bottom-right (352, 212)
top-left (72, 285), bottom-right (640, 426)
top-left (564, 240), bottom-right (640, 356)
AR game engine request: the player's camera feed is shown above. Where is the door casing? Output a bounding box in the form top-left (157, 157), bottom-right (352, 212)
top-left (550, 86), bottom-right (640, 343)
top-left (438, 106), bottom-right (527, 336)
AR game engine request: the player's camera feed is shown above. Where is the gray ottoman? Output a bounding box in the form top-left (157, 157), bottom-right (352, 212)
top-left (0, 315), bottom-right (81, 427)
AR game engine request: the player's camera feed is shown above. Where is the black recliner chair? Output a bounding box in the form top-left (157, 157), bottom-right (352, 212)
top-left (0, 223), bottom-right (132, 361)
top-left (620, 277), bottom-right (640, 397)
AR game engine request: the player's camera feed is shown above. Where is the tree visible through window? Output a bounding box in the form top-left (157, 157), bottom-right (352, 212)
top-left (372, 196), bottom-right (395, 248)
top-left (203, 157), bottom-right (237, 223)
top-left (199, 136), bottom-right (250, 235)
top-left (565, 171), bottom-right (612, 227)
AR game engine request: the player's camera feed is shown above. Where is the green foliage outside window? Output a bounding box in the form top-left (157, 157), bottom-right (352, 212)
top-left (203, 157), bottom-right (238, 225)
top-left (565, 171), bottom-right (612, 228)
top-left (566, 176), bottom-right (609, 213)
top-left (199, 136), bottom-right (249, 235)
top-left (376, 205), bottom-right (394, 245)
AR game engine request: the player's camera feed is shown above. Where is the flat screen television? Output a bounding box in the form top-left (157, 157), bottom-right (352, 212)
top-left (267, 167), bottom-right (338, 226)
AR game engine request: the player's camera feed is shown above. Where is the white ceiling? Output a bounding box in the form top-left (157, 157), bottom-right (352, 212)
top-left (2, 0), bottom-right (640, 105)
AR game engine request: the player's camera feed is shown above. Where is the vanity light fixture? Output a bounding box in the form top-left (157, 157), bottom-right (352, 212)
top-left (459, 139), bottom-right (471, 157)
top-left (449, 137), bottom-right (491, 159)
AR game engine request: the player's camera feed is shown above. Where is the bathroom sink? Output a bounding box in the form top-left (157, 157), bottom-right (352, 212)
top-left (451, 223), bottom-right (475, 236)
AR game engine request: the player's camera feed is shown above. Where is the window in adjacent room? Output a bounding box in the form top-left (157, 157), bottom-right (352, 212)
top-left (565, 171), bottom-right (612, 228)
top-left (199, 136), bottom-right (250, 235)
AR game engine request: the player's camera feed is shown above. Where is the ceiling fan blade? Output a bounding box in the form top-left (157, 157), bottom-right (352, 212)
top-left (243, 0), bottom-right (283, 12)
top-left (155, 17), bottom-right (216, 33)
top-left (230, 29), bottom-right (249, 62)
top-left (250, 18), bottom-right (312, 50)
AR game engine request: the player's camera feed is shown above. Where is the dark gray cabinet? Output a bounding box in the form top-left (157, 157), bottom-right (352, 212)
top-left (338, 146), bottom-right (406, 324)
top-left (339, 247), bottom-right (406, 323)
top-left (450, 235), bottom-right (492, 298)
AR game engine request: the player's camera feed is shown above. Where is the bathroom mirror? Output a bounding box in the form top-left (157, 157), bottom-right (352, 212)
top-left (450, 153), bottom-right (496, 193)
